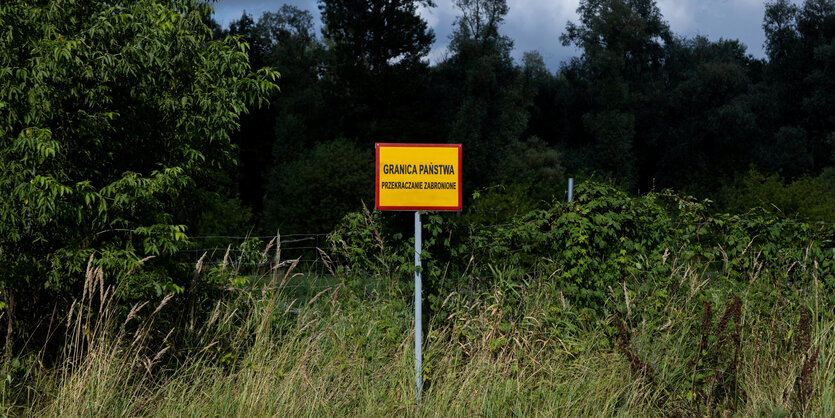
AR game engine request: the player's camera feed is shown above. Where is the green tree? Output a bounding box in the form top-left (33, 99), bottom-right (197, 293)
top-left (519, 51), bottom-right (571, 149)
top-left (0, 0), bottom-right (278, 352)
top-left (265, 139), bottom-right (373, 233)
top-left (253, 6), bottom-right (335, 231)
top-left (253, 7), bottom-right (327, 168)
top-left (764, 0), bottom-right (801, 66)
top-left (438, 0), bottom-right (536, 193)
top-left (561, 0), bottom-right (671, 97)
top-left (321, 0), bottom-right (435, 75)
top-left (560, 0), bottom-right (671, 187)
top-left (653, 37), bottom-right (761, 191)
top-left (226, 7), bottom-right (328, 218)
top-left (762, 0), bottom-right (835, 175)
top-left (318, 0), bottom-right (436, 141)
top-left (450, 0), bottom-right (512, 53)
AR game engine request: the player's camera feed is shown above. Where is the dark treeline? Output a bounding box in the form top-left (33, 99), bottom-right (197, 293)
top-left (210, 0), bottom-right (835, 234)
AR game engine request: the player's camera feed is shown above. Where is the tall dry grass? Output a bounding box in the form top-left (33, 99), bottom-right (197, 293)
top-left (2, 239), bottom-right (833, 417)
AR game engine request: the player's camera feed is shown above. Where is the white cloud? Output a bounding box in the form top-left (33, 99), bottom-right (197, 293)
top-left (505, 0), bottom-right (581, 68)
top-left (418, 1), bottom-right (455, 30)
top-left (657, 0), bottom-right (701, 32)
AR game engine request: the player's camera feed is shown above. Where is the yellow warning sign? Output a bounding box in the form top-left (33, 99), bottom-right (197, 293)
top-left (375, 143), bottom-right (462, 211)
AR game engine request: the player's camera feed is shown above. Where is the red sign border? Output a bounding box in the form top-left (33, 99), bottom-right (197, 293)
top-left (375, 143), bottom-right (463, 211)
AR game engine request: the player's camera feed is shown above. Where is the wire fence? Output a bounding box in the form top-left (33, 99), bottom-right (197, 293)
top-left (183, 233), bottom-right (332, 278)
top-left (181, 222), bottom-right (519, 276)
top-left (177, 214), bottom-right (834, 296)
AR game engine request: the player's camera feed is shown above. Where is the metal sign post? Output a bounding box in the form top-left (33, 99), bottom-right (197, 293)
top-left (414, 211), bottom-right (422, 403)
top-left (568, 178), bottom-right (574, 202)
top-left (374, 143), bottom-right (462, 405)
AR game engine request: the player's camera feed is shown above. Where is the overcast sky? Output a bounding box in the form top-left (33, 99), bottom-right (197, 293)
top-left (208, 0), bottom-right (805, 70)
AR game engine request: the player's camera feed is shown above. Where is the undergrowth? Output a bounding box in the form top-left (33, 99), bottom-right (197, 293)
top-left (1, 182), bottom-right (833, 416)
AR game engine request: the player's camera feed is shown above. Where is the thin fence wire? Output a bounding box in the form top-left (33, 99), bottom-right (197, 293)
top-left (181, 219), bottom-right (834, 298)
top-left (185, 233), bottom-right (333, 279)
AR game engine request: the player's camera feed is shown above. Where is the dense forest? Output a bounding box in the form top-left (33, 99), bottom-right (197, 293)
top-left (211, 0), bottom-right (835, 234)
top-left (1, 0), bottom-right (834, 415)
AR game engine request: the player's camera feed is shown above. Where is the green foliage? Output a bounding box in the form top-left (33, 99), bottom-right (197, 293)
top-left (466, 184), bottom-right (540, 226)
top-left (721, 168), bottom-right (835, 222)
top-left (330, 180), bottom-right (834, 319)
top-left (499, 136), bottom-right (566, 201)
top-left (328, 209), bottom-right (390, 280)
top-left (253, 6), bottom-right (326, 165)
top-left (0, 0), bottom-right (278, 345)
top-left (320, 0), bottom-right (435, 75)
top-left (560, 0), bottom-right (671, 188)
top-left (318, 0), bottom-right (436, 142)
top-left (2, 177), bottom-right (835, 415)
top-left (469, 182), bottom-right (674, 307)
top-left (451, 0), bottom-right (512, 53)
top-left (582, 110), bottom-right (637, 182)
top-left (437, 0), bottom-right (542, 193)
top-left (206, 0), bottom-right (835, 233)
top-left (655, 36), bottom-right (760, 190)
top-left (265, 138), bottom-right (373, 233)
top-left (192, 193), bottom-right (254, 238)
top-left (761, 0), bottom-right (835, 173)
top-left (225, 6), bottom-right (326, 213)
top-left (5, 235), bottom-right (834, 416)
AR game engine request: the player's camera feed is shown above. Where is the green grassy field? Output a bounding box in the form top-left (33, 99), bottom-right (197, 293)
top-left (3, 252), bottom-right (833, 417)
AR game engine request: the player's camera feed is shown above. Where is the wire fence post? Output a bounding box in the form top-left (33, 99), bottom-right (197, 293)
top-left (414, 211), bottom-right (423, 404)
top-left (568, 178), bottom-right (574, 202)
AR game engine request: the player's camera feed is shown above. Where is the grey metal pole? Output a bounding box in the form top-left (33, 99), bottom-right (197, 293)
top-left (568, 178), bottom-right (574, 202)
top-left (414, 211), bottom-right (422, 404)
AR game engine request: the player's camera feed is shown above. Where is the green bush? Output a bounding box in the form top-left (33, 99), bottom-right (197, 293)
top-left (264, 138), bottom-right (373, 234)
top-left (0, 0), bottom-right (277, 352)
top-left (331, 180), bottom-right (835, 319)
top-left (721, 168), bottom-right (835, 221)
